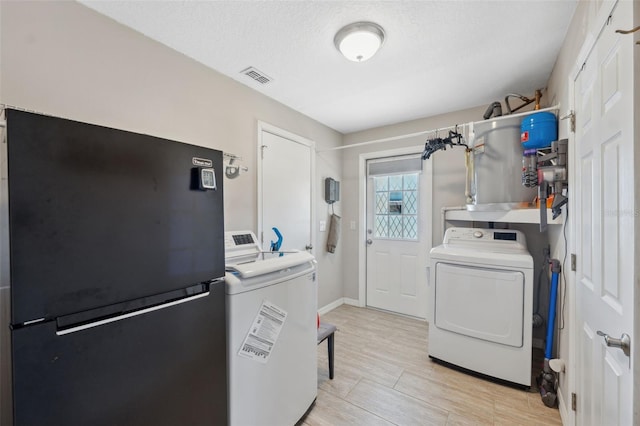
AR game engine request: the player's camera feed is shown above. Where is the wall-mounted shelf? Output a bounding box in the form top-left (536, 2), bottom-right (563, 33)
top-left (445, 208), bottom-right (563, 225)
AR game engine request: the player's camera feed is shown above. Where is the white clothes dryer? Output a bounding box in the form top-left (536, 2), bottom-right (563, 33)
top-left (429, 227), bottom-right (534, 387)
top-left (224, 231), bottom-right (317, 426)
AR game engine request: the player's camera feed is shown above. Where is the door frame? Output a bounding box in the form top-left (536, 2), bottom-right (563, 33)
top-left (256, 121), bottom-right (316, 254)
top-left (562, 70), bottom-right (577, 426)
top-left (357, 145), bottom-right (433, 306)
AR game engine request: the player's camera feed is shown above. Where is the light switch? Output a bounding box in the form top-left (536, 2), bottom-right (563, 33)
top-left (319, 220), bottom-right (326, 232)
top-left (350, 220), bottom-right (356, 230)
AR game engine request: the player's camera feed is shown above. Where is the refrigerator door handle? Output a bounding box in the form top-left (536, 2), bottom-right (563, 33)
top-left (56, 291), bottom-right (210, 336)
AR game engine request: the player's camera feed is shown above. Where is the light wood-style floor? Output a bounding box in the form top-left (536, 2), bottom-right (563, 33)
top-left (302, 305), bottom-right (562, 426)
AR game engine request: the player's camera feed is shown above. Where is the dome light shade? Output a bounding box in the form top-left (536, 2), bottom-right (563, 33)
top-left (334, 22), bottom-right (385, 62)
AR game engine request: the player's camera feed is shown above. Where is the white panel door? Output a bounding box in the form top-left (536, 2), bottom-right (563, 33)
top-left (366, 169), bottom-right (429, 319)
top-left (574, 2), bottom-right (635, 424)
top-left (259, 127), bottom-right (313, 253)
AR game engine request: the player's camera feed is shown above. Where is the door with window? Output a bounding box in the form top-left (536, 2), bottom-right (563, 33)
top-left (365, 155), bottom-right (430, 319)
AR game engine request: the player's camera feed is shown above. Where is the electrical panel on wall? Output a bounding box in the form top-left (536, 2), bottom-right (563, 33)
top-left (325, 178), bottom-right (340, 204)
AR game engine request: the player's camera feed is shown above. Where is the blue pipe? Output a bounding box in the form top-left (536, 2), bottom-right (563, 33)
top-left (545, 260), bottom-right (561, 360)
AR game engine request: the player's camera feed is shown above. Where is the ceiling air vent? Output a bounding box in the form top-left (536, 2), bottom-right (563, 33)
top-left (240, 67), bottom-right (272, 85)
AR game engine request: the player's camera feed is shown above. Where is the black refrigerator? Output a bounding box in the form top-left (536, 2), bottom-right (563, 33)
top-left (6, 109), bottom-right (228, 426)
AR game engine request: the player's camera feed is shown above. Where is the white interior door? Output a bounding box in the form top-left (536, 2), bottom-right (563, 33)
top-left (574, 2), bottom-right (635, 424)
top-left (258, 124), bottom-right (314, 253)
top-left (365, 155), bottom-right (429, 319)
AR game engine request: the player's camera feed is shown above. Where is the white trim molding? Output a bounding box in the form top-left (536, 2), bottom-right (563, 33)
top-left (318, 297), bottom-right (364, 316)
top-left (256, 120), bottom-right (316, 255)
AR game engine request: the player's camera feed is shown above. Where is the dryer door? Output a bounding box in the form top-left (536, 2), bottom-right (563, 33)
top-left (434, 263), bottom-right (524, 347)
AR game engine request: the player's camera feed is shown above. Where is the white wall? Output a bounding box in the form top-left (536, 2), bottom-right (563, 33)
top-left (0, 2), bottom-right (342, 423)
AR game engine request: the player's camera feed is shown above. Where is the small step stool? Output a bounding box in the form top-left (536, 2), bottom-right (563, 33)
top-left (317, 322), bottom-right (337, 380)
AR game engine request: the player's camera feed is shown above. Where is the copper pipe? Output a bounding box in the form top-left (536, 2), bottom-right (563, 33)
top-left (534, 89), bottom-right (542, 110)
top-left (616, 26), bottom-right (640, 34)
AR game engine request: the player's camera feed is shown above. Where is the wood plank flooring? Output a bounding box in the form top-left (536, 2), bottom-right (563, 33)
top-left (302, 305), bottom-right (562, 426)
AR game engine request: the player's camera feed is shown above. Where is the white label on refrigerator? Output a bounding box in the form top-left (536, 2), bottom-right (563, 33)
top-left (238, 300), bottom-right (287, 363)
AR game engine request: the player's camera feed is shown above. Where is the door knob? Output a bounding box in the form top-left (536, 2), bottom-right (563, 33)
top-left (366, 239), bottom-right (373, 245)
top-left (596, 330), bottom-right (631, 357)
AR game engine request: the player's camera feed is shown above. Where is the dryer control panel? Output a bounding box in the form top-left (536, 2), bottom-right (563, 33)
top-left (442, 227), bottom-right (527, 251)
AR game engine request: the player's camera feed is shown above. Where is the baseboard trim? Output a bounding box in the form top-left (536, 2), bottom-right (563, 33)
top-left (318, 297), bottom-right (363, 315)
top-left (318, 298), bottom-right (344, 315)
top-left (557, 386), bottom-right (570, 425)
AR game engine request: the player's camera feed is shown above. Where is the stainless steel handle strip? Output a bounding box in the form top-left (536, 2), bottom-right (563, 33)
top-left (596, 330), bottom-right (631, 356)
top-left (56, 291), bottom-right (210, 336)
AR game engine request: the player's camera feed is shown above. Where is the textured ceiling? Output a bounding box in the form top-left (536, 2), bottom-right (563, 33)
top-left (79, 0), bottom-right (577, 134)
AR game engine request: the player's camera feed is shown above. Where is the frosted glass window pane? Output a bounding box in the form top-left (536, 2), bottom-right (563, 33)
top-left (389, 175), bottom-right (402, 191)
top-left (403, 216), bottom-right (418, 239)
top-left (405, 191), bottom-right (417, 214)
top-left (375, 193), bottom-right (388, 214)
top-left (389, 216), bottom-right (402, 238)
top-left (374, 176), bottom-right (388, 192)
top-left (371, 172), bottom-right (421, 241)
top-left (404, 174), bottom-right (418, 190)
top-left (375, 215), bottom-right (388, 237)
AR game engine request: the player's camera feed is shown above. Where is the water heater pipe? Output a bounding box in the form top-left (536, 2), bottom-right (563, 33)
top-left (464, 149), bottom-right (473, 204)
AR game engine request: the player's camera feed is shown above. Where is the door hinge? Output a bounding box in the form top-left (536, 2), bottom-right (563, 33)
top-left (571, 253), bottom-right (576, 271)
top-left (560, 110), bottom-right (575, 133)
top-left (571, 392), bottom-right (577, 411)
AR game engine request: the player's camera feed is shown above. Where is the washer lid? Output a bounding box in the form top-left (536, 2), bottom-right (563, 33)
top-left (430, 245), bottom-right (533, 269)
top-left (226, 251), bottom-right (315, 278)
top-left (225, 257), bottom-right (316, 295)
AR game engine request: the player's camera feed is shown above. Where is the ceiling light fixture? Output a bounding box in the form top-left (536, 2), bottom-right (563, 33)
top-left (334, 22), bottom-right (385, 62)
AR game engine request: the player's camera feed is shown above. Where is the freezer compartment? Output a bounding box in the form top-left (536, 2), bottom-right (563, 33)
top-left (11, 281), bottom-right (227, 426)
top-left (7, 109), bottom-right (225, 325)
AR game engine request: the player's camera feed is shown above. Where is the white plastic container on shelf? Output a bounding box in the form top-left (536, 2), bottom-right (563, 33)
top-left (468, 114), bottom-right (537, 211)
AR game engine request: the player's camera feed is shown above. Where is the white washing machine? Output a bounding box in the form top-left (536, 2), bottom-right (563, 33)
top-left (428, 227), bottom-right (533, 387)
top-left (224, 231), bottom-right (317, 426)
